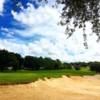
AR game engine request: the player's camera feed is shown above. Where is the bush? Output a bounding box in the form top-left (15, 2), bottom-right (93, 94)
top-left (63, 63), bottom-right (72, 69)
top-left (89, 62), bottom-right (100, 72)
top-left (90, 62), bottom-right (100, 72)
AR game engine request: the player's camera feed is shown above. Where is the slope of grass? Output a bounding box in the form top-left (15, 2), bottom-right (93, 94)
top-left (0, 69), bottom-right (96, 85)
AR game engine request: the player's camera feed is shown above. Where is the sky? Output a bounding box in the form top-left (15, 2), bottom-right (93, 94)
top-left (0, 0), bottom-right (100, 62)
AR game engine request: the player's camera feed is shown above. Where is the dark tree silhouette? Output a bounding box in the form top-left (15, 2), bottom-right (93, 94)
top-left (89, 62), bottom-right (100, 72)
top-left (24, 56), bottom-right (41, 70)
top-left (9, 52), bottom-right (21, 71)
top-left (0, 49), bottom-right (100, 72)
top-left (54, 59), bottom-right (62, 69)
top-left (0, 50), bottom-right (9, 71)
top-left (14, 53), bottom-right (24, 68)
top-left (0, 50), bottom-right (22, 71)
top-left (56, 0), bottom-right (100, 48)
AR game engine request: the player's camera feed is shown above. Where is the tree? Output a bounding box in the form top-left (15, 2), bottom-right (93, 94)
top-left (54, 59), bottom-right (62, 69)
top-left (89, 62), bottom-right (100, 72)
top-left (0, 50), bottom-right (10, 71)
top-left (24, 56), bottom-right (40, 70)
top-left (63, 62), bottom-right (72, 69)
top-left (0, 50), bottom-right (21, 71)
top-left (14, 53), bottom-right (24, 68)
top-left (57, 0), bottom-right (100, 48)
top-left (9, 53), bottom-right (20, 71)
top-left (43, 58), bottom-right (55, 70)
top-left (71, 62), bottom-right (81, 70)
top-left (38, 57), bottom-right (45, 69)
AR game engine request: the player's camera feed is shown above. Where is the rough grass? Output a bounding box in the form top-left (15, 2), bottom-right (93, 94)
top-left (0, 69), bottom-right (96, 85)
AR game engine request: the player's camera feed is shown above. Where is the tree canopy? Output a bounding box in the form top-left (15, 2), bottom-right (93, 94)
top-left (56, 0), bottom-right (100, 48)
top-left (0, 49), bottom-right (100, 72)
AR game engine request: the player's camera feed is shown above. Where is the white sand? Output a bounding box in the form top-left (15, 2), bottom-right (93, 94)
top-left (0, 75), bottom-right (100, 100)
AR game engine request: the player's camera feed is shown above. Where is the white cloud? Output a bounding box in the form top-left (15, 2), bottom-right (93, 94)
top-left (0, 0), bottom-right (5, 15)
top-left (1, 2), bottom-right (99, 62)
top-left (0, 38), bottom-right (73, 61)
top-left (11, 3), bottom-right (62, 37)
top-left (12, 3), bottom-right (59, 25)
top-left (1, 33), bottom-right (100, 62)
top-left (1, 27), bottom-right (15, 38)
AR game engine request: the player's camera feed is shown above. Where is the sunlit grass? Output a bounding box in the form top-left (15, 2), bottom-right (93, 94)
top-left (0, 69), bottom-right (96, 85)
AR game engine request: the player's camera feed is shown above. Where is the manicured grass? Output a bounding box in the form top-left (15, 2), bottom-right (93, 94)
top-left (0, 69), bottom-right (96, 85)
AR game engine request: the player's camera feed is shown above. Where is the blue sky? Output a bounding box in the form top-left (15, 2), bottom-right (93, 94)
top-left (0, 0), bottom-right (100, 62)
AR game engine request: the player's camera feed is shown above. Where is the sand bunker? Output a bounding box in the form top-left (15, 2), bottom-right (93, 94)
top-left (0, 75), bottom-right (100, 100)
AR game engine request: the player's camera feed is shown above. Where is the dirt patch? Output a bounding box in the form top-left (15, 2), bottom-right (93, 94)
top-left (0, 75), bottom-right (100, 100)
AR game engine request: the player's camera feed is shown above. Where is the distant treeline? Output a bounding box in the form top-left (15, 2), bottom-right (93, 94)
top-left (0, 49), bottom-right (100, 72)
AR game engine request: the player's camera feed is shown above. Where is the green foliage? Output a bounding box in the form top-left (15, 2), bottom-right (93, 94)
top-left (24, 56), bottom-right (40, 70)
top-left (0, 50), bottom-right (10, 71)
top-left (54, 59), bottom-right (62, 69)
top-left (0, 49), bottom-right (100, 73)
top-left (89, 62), bottom-right (100, 72)
top-left (56, 0), bottom-right (100, 48)
top-left (24, 57), bottom-right (63, 70)
top-left (9, 53), bottom-right (20, 71)
top-left (73, 63), bottom-right (81, 70)
top-left (43, 58), bottom-right (55, 69)
top-left (0, 49), bottom-right (97, 85)
top-left (15, 53), bottom-right (24, 67)
top-left (63, 62), bottom-right (72, 69)
top-left (0, 50), bottom-right (23, 71)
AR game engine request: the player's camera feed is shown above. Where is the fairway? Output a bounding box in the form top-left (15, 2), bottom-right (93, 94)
top-left (0, 69), bottom-right (96, 84)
